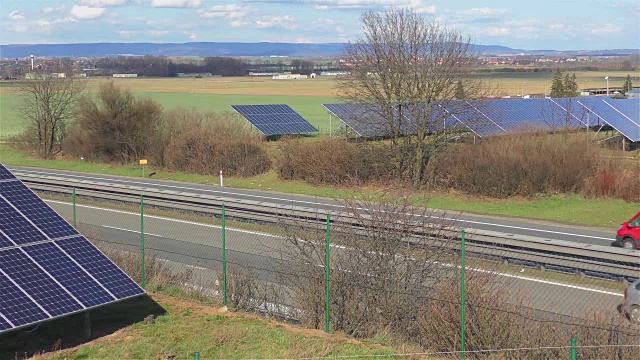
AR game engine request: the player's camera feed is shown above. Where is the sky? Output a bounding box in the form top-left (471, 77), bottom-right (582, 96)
top-left (1, 0), bottom-right (639, 50)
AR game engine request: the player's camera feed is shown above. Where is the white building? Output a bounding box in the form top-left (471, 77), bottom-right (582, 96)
top-left (272, 73), bottom-right (307, 80)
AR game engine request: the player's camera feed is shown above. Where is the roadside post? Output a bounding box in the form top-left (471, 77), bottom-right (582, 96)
top-left (139, 159), bottom-right (147, 178)
top-left (220, 170), bottom-right (224, 187)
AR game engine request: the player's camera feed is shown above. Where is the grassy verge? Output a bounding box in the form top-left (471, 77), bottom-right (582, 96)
top-left (2, 144), bottom-right (635, 228)
top-left (35, 293), bottom-right (401, 360)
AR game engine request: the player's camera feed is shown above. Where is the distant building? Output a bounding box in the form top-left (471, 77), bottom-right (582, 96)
top-left (249, 72), bottom-right (280, 76)
top-left (113, 73), bottom-right (138, 78)
top-left (320, 71), bottom-right (351, 76)
top-left (310, 73), bottom-right (317, 79)
top-left (272, 73), bottom-right (307, 80)
top-left (177, 72), bottom-right (214, 78)
top-left (627, 89), bottom-right (640, 99)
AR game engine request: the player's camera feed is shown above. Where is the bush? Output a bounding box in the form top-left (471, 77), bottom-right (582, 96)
top-left (584, 163), bottom-right (640, 203)
top-left (67, 82), bottom-right (163, 163)
top-left (276, 137), bottom-right (395, 186)
top-left (438, 132), bottom-right (600, 198)
top-left (164, 114), bottom-right (271, 177)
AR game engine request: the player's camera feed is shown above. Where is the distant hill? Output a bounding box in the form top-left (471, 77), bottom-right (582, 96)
top-left (0, 42), bottom-right (638, 58)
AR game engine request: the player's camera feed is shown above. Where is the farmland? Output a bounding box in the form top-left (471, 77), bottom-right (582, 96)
top-left (0, 70), bottom-right (636, 139)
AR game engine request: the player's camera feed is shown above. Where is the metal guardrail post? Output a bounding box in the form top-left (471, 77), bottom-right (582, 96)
top-left (325, 215), bottom-right (331, 333)
top-left (461, 229), bottom-right (466, 360)
top-left (140, 194), bottom-right (145, 289)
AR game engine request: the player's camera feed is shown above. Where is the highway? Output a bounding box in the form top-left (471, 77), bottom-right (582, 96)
top-left (43, 198), bottom-right (627, 324)
top-left (9, 166), bottom-right (619, 247)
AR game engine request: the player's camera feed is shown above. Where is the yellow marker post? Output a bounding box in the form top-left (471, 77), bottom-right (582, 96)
top-left (139, 159), bottom-right (147, 178)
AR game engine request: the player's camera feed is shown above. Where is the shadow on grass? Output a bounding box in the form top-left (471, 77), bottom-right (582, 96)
top-left (0, 294), bottom-right (164, 360)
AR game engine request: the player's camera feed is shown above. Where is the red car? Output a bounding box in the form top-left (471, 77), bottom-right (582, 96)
top-left (616, 211), bottom-right (640, 249)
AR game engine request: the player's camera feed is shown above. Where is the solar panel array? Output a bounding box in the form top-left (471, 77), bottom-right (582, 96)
top-left (230, 104), bottom-right (317, 136)
top-left (0, 163), bottom-right (144, 334)
top-left (323, 97), bottom-right (640, 141)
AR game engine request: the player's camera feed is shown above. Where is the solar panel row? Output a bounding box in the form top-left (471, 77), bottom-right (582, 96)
top-left (323, 98), bottom-right (640, 141)
top-left (0, 163), bottom-right (144, 334)
top-left (230, 104), bottom-right (318, 136)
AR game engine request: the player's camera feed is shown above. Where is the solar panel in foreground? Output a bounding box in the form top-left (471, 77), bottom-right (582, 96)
top-left (0, 163), bottom-right (144, 334)
top-left (230, 104), bottom-right (317, 136)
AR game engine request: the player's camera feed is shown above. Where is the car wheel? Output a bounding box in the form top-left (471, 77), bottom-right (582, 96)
top-left (622, 238), bottom-right (637, 250)
top-left (629, 306), bottom-right (640, 324)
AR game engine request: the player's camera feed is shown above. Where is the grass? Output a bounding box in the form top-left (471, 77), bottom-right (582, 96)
top-left (2, 70), bottom-right (637, 138)
top-left (34, 293), bottom-right (401, 360)
top-left (3, 143), bottom-right (635, 228)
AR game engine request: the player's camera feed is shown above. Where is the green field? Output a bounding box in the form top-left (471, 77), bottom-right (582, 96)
top-left (0, 93), bottom-right (21, 138)
top-left (0, 92), bottom-right (339, 139)
top-left (1, 70), bottom-right (637, 139)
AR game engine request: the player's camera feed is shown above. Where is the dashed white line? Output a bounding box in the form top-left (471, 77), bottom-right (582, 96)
top-left (45, 199), bottom-right (625, 298)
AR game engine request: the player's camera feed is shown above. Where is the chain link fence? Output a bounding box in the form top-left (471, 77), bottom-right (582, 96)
top-left (44, 189), bottom-right (640, 359)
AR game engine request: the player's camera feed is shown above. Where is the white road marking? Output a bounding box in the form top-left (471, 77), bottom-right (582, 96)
top-left (101, 225), bottom-right (162, 238)
top-left (17, 168), bottom-right (615, 241)
top-left (45, 199), bottom-right (625, 298)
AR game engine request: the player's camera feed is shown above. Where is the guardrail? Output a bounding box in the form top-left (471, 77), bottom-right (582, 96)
top-left (16, 172), bottom-right (640, 284)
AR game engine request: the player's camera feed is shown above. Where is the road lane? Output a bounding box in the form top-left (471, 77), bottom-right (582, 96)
top-left (44, 199), bottom-right (627, 322)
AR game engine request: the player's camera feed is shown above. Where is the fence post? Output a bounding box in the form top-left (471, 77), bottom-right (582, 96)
top-left (571, 337), bottom-right (576, 360)
top-left (194, 352), bottom-right (200, 360)
top-left (325, 215), bottom-right (331, 333)
top-left (461, 229), bottom-right (466, 360)
top-left (140, 195), bottom-right (145, 289)
top-left (222, 204), bottom-right (227, 307)
top-left (72, 187), bottom-right (77, 228)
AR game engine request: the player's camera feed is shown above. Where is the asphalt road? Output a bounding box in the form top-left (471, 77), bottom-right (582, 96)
top-left (10, 166), bottom-right (619, 247)
top-left (44, 198), bottom-right (627, 324)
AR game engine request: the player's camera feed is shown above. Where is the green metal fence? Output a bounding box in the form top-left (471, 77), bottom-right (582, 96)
top-left (56, 188), bottom-right (640, 359)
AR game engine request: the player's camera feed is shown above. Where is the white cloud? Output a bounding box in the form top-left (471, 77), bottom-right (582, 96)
top-left (549, 23), bottom-right (565, 31)
top-left (43, 6), bottom-right (66, 13)
top-left (200, 4), bottom-right (253, 19)
top-left (458, 7), bottom-right (507, 21)
top-left (9, 10), bottom-right (26, 20)
top-left (591, 24), bottom-right (622, 34)
top-left (482, 27), bottom-right (510, 36)
top-left (187, 32), bottom-right (197, 40)
top-left (255, 15), bottom-right (297, 30)
top-left (79, 0), bottom-right (128, 6)
top-left (398, 0), bottom-right (436, 14)
top-left (149, 30), bottom-right (170, 36)
top-left (150, 0), bottom-right (201, 8)
top-left (116, 30), bottom-right (137, 37)
top-left (70, 5), bottom-right (106, 20)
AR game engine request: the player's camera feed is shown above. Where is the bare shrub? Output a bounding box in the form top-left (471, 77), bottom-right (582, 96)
top-left (438, 132), bottom-right (600, 198)
top-left (163, 113), bottom-right (271, 177)
top-left (87, 238), bottom-right (192, 289)
top-left (418, 275), bottom-right (639, 359)
top-left (276, 194), bottom-right (457, 340)
top-left (585, 162), bottom-right (640, 203)
top-left (67, 81), bottom-right (163, 163)
top-left (276, 137), bottom-right (395, 186)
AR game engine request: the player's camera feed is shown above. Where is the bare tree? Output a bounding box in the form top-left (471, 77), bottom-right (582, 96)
top-left (338, 8), bottom-right (489, 187)
top-left (275, 193), bottom-right (460, 339)
top-left (16, 73), bottom-right (85, 158)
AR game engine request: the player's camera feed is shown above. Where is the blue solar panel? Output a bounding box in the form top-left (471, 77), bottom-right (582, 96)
top-left (22, 242), bottom-right (116, 307)
top-left (230, 104), bottom-right (318, 136)
top-left (0, 198), bottom-right (48, 246)
top-left (0, 181), bottom-right (79, 239)
top-left (0, 163), bottom-right (14, 180)
top-left (56, 237), bottom-right (143, 300)
top-left (0, 164), bottom-right (144, 334)
top-left (578, 99), bottom-right (640, 142)
top-left (0, 249), bottom-right (84, 317)
top-left (0, 316), bottom-right (12, 331)
top-left (323, 103), bottom-right (418, 137)
top-left (0, 271), bottom-right (49, 327)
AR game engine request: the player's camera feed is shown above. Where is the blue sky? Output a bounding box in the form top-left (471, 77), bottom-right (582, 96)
top-left (2, 0), bottom-right (639, 50)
